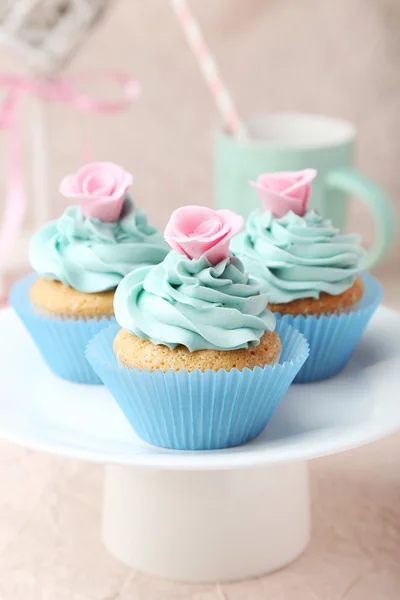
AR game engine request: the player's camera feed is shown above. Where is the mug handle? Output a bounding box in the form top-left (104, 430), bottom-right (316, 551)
top-left (326, 167), bottom-right (397, 269)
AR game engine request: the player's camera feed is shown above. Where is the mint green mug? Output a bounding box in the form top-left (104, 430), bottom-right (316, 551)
top-left (214, 112), bottom-right (396, 267)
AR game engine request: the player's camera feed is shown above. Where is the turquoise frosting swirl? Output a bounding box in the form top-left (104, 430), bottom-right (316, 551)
top-left (29, 195), bottom-right (169, 293)
top-left (230, 209), bottom-right (366, 304)
top-left (114, 251), bottom-right (276, 351)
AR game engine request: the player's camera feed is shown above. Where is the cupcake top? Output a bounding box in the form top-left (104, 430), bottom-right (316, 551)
top-left (29, 162), bottom-right (169, 293)
top-left (230, 169), bottom-right (366, 304)
top-left (114, 205), bottom-right (276, 351)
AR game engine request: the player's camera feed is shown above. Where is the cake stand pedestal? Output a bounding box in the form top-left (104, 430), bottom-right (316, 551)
top-left (1, 307), bottom-right (400, 582)
top-left (102, 462), bottom-right (310, 582)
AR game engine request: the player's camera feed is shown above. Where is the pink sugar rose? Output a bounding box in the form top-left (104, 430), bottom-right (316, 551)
top-left (60, 162), bottom-right (133, 222)
top-left (164, 205), bottom-right (243, 265)
top-left (251, 168), bottom-right (317, 218)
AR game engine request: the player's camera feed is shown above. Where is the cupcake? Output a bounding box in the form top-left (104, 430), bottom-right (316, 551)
top-left (231, 169), bottom-right (382, 383)
top-left (86, 206), bottom-right (309, 450)
top-left (10, 161), bottom-right (169, 384)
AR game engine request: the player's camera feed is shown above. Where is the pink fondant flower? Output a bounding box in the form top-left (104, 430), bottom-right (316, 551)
top-left (60, 162), bottom-right (133, 222)
top-left (250, 168), bottom-right (317, 218)
top-left (165, 205), bottom-right (243, 265)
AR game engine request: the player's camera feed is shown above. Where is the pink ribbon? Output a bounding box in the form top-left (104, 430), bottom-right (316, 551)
top-left (0, 72), bottom-right (140, 264)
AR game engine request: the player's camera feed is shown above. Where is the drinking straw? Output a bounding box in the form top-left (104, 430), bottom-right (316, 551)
top-left (170, 0), bottom-right (247, 138)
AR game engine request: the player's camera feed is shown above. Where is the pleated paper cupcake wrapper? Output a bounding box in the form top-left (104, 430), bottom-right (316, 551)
top-left (274, 272), bottom-right (382, 384)
top-left (9, 274), bottom-right (116, 384)
top-left (86, 323), bottom-right (309, 450)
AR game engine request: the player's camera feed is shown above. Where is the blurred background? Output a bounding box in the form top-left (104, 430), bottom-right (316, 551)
top-left (0, 0), bottom-right (399, 301)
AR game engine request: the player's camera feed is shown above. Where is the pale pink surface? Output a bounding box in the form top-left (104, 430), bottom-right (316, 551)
top-left (0, 434), bottom-right (399, 599)
top-left (251, 169), bottom-right (317, 217)
top-left (164, 205), bottom-right (243, 264)
top-left (60, 162), bottom-right (133, 222)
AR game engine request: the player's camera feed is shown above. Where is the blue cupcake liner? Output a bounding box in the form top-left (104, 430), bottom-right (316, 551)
top-left (274, 272), bottom-right (382, 384)
top-left (86, 323), bottom-right (309, 450)
top-left (9, 273), bottom-right (116, 384)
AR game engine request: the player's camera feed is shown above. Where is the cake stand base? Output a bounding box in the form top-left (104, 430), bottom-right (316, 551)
top-left (102, 462), bottom-right (310, 583)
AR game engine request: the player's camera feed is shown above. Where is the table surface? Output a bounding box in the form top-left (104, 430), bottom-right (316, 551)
top-left (1, 283), bottom-right (400, 599)
top-left (0, 434), bottom-right (399, 600)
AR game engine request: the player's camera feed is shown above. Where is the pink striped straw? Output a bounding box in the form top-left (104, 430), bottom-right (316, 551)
top-left (170, 0), bottom-right (247, 138)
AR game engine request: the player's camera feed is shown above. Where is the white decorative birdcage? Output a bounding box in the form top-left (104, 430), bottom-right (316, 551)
top-left (0, 0), bottom-right (110, 74)
top-left (0, 0), bottom-right (112, 295)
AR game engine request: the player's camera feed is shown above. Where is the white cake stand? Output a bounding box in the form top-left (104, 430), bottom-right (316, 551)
top-left (1, 306), bottom-right (400, 583)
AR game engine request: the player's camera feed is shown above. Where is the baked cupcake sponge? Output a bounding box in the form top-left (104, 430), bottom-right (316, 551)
top-left (114, 329), bottom-right (281, 373)
top-left (30, 277), bottom-right (115, 319)
top-left (268, 275), bottom-right (364, 316)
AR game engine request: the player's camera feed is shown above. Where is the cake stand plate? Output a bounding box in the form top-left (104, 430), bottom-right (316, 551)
top-left (1, 307), bottom-right (399, 582)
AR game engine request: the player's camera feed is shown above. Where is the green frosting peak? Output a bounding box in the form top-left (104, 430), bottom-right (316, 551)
top-left (230, 209), bottom-right (366, 304)
top-left (29, 195), bottom-right (169, 293)
top-left (114, 252), bottom-right (276, 351)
